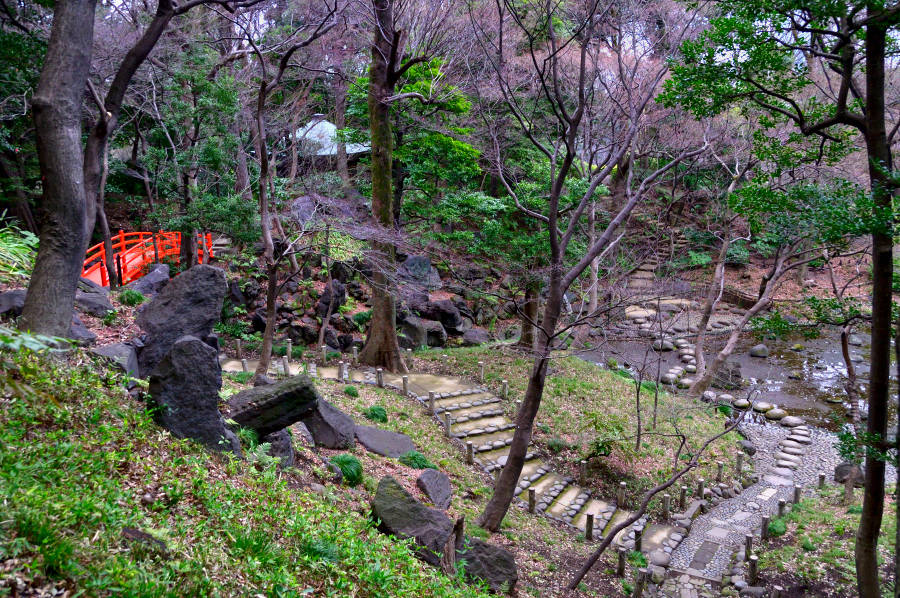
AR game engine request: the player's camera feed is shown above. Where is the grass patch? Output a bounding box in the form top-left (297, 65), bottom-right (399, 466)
top-left (398, 450), bottom-right (437, 470)
top-left (117, 288), bottom-right (146, 306)
top-left (363, 405), bottom-right (388, 423)
top-left (330, 454), bottom-right (364, 486)
top-left (0, 348), bottom-right (492, 597)
top-left (345, 385), bottom-right (360, 398)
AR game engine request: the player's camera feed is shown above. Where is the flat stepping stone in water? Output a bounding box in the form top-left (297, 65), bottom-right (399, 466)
top-left (685, 365), bottom-right (697, 373)
top-left (732, 398), bottom-right (751, 409)
top-left (825, 395), bottom-right (844, 404)
top-left (753, 401), bottom-right (774, 413)
top-left (653, 339), bottom-right (675, 351)
top-left (765, 408), bottom-right (787, 420)
top-left (661, 373), bottom-right (677, 384)
top-left (719, 394), bottom-right (734, 402)
top-left (677, 378), bottom-right (694, 389)
top-left (780, 416), bottom-right (806, 427)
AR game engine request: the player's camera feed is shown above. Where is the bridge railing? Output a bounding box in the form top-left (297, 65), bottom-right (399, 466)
top-left (82, 230), bottom-right (213, 287)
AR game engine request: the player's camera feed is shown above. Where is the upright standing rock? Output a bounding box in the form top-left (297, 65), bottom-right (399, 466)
top-left (136, 265), bottom-right (226, 376)
top-left (148, 335), bottom-right (240, 454)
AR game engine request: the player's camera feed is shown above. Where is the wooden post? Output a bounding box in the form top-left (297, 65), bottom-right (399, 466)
top-left (818, 472), bottom-right (826, 489)
top-left (429, 391), bottom-right (436, 415)
top-left (241, 359), bottom-right (249, 373)
top-left (579, 460), bottom-right (587, 485)
top-left (466, 442), bottom-right (473, 465)
top-left (528, 488), bottom-right (536, 513)
top-left (778, 499), bottom-right (786, 517)
top-left (478, 360), bottom-right (484, 383)
top-left (633, 568), bottom-right (647, 598)
top-left (793, 485), bottom-right (802, 504)
top-left (376, 368), bottom-right (384, 387)
top-left (321, 345), bottom-right (328, 364)
top-left (744, 533), bottom-right (752, 556)
top-left (697, 478), bottom-right (705, 498)
top-left (679, 485), bottom-right (687, 509)
top-left (444, 412), bottom-right (452, 436)
top-left (716, 461), bottom-right (724, 483)
top-left (115, 254), bottom-right (124, 287)
top-left (586, 514), bottom-right (594, 541)
top-left (634, 525), bottom-right (644, 552)
top-left (761, 515), bottom-right (770, 540)
top-left (286, 340), bottom-right (293, 362)
top-left (662, 493), bottom-right (671, 519)
top-left (844, 475), bottom-right (854, 504)
top-left (441, 353), bottom-right (448, 368)
top-left (617, 481), bottom-right (626, 506)
top-left (402, 375), bottom-right (409, 396)
top-left (616, 548), bottom-right (626, 577)
top-left (748, 554), bottom-right (758, 585)
top-left (236, 339), bottom-right (243, 360)
top-left (736, 452), bottom-right (744, 476)
top-left (282, 356), bottom-right (291, 376)
top-left (502, 379), bottom-right (508, 399)
top-left (338, 361), bottom-right (344, 381)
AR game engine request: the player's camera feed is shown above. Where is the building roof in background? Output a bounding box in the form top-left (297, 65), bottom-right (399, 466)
top-left (295, 116), bottom-right (369, 156)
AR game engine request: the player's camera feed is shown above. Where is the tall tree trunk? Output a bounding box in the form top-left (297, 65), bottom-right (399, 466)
top-left (588, 203), bottom-right (599, 314)
top-left (856, 19), bottom-right (893, 597)
top-left (97, 145), bottom-right (118, 287)
top-left (358, 0), bottom-right (406, 373)
top-left (20, 0), bottom-right (97, 336)
top-left (480, 272), bottom-right (563, 530)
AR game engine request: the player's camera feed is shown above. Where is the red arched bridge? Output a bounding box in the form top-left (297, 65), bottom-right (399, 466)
top-left (82, 230), bottom-right (214, 287)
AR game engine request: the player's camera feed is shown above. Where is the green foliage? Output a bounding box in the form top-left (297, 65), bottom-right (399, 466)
top-left (750, 310), bottom-right (815, 340)
top-left (397, 450), bottom-right (437, 470)
top-left (274, 343), bottom-right (305, 359)
top-left (725, 239), bottom-right (749, 266)
top-left (362, 405), bottom-right (387, 423)
top-left (101, 310), bottom-right (119, 327)
top-left (584, 410), bottom-right (628, 459)
top-left (0, 348), bottom-right (488, 596)
top-left (546, 437), bottom-right (568, 454)
top-left (117, 288), bottom-right (146, 307)
top-left (0, 213), bottom-right (38, 283)
top-left (352, 310), bottom-right (373, 331)
top-left (0, 326), bottom-right (62, 353)
top-left (768, 517), bottom-right (787, 537)
top-left (225, 371), bottom-right (254, 384)
top-left (330, 454), bottom-right (363, 486)
top-left (344, 385), bottom-right (360, 398)
top-left (627, 550), bottom-right (647, 568)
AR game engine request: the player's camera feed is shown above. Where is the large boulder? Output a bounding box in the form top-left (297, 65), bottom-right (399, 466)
top-left (456, 538), bottom-right (518, 593)
top-left (261, 428), bottom-right (294, 469)
top-left (91, 342), bottom-right (139, 377)
top-left (226, 375), bottom-right (320, 437)
top-left (399, 315), bottom-right (447, 349)
top-left (749, 343), bottom-right (770, 358)
top-left (75, 289), bottom-right (114, 317)
top-left (372, 476), bottom-right (453, 566)
top-left (416, 469), bottom-right (452, 510)
top-left (316, 279), bottom-right (347, 318)
top-left (462, 328), bottom-right (491, 346)
top-left (135, 265), bottom-right (226, 376)
top-left (356, 424), bottom-right (416, 458)
top-left (0, 289), bottom-right (26, 320)
top-left (416, 299), bottom-right (463, 331)
top-left (148, 336), bottom-right (240, 454)
top-left (398, 256), bottom-right (442, 291)
top-left (69, 314), bottom-right (98, 345)
top-left (301, 399), bottom-right (356, 449)
top-left (126, 263), bottom-right (170, 297)
top-left (834, 462), bottom-right (865, 487)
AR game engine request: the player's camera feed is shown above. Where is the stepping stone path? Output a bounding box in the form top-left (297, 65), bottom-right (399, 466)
top-left (220, 356), bottom-right (679, 558)
top-left (660, 422), bottom-right (819, 597)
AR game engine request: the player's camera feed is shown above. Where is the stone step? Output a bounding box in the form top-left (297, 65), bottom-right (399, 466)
top-left (475, 446), bottom-right (538, 470)
top-left (451, 415), bottom-right (510, 435)
top-left (514, 460), bottom-right (550, 494)
top-left (603, 508), bottom-right (637, 546)
top-left (467, 429), bottom-right (515, 452)
top-left (629, 279), bottom-right (653, 288)
top-left (437, 401), bottom-right (503, 420)
top-left (545, 484), bottom-right (584, 519)
top-left (525, 472), bottom-right (568, 507)
top-left (434, 394), bottom-right (498, 412)
top-left (535, 477), bottom-right (573, 513)
top-left (572, 498), bottom-right (616, 533)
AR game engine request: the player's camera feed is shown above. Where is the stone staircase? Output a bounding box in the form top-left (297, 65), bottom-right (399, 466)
top-left (220, 357), bottom-right (679, 556)
top-left (626, 233), bottom-right (690, 291)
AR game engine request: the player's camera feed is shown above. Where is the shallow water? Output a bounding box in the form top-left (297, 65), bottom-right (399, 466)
top-left (580, 324), bottom-right (897, 430)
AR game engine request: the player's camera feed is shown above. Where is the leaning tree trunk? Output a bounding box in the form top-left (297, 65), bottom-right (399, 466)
top-left (480, 275), bottom-right (564, 530)
top-left (516, 282), bottom-right (538, 352)
top-left (20, 0), bottom-right (97, 336)
top-left (358, 0), bottom-right (406, 373)
top-left (691, 237), bottom-right (730, 381)
top-left (856, 20), bottom-right (893, 597)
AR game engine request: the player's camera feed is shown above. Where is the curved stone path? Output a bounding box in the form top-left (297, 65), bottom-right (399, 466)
top-left (221, 356), bottom-right (679, 557)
